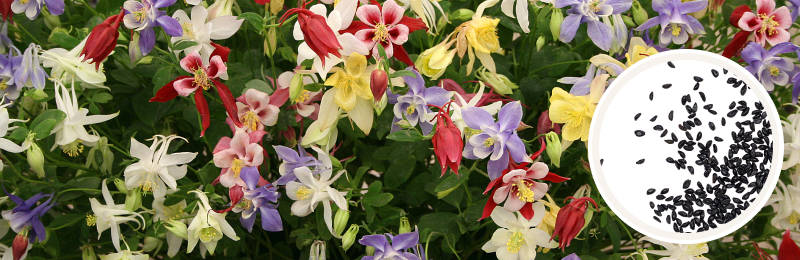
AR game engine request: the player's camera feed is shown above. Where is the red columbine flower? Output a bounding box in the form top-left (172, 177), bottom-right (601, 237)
top-left (150, 50), bottom-right (242, 136)
top-left (81, 10), bottom-right (125, 71)
top-left (753, 229), bottom-right (800, 260)
top-left (480, 156), bottom-right (568, 221)
top-left (210, 42), bottom-right (231, 62)
top-left (551, 196), bottom-right (598, 250)
top-left (280, 8), bottom-right (341, 67)
top-left (0, 0), bottom-right (13, 23)
top-left (341, 0), bottom-right (427, 67)
top-left (431, 102), bottom-right (462, 177)
top-left (12, 231), bottom-right (28, 260)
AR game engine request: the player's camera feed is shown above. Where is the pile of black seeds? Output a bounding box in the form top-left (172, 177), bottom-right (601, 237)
top-left (632, 61), bottom-right (773, 233)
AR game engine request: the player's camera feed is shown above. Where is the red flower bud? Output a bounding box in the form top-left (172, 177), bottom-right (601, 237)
top-left (431, 103), bottom-right (462, 176)
top-left (279, 8), bottom-right (341, 66)
top-left (12, 232), bottom-right (28, 260)
top-left (0, 0), bottom-right (13, 23)
top-left (537, 110), bottom-right (561, 137)
top-left (370, 69), bottom-right (388, 101)
top-left (210, 42), bottom-right (231, 62)
top-left (551, 196), bottom-right (598, 250)
top-left (81, 10), bottom-right (125, 71)
top-left (215, 184), bottom-right (245, 213)
top-left (779, 229), bottom-right (800, 260)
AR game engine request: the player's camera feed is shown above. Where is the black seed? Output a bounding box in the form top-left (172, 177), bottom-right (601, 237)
top-left (729, 101), bottom-right (736, 109)
top-left (651, 115), bottom-right (658, 122)
top-left (635, 130), bottom-right (646, 137)
top-left (663, 83), bottom-right (672, 89)
top-left (683, 179), bottom-right (691, 189)
top-left (727, 110), bottom-right (738, 117)
top-left (694, 118), bottom-right (702, 126)
top-left (709, 122), bottom-right (716, 131)
top-left (714, 137), bottom-right (723, 142)
top-left (686, 132), bottom-right (693, 141)
top-left (741, 85), bottom-right (747, 96)
top-left (721, 118), bottom-right (726, 126)
top-left (654, 216), bottom-right (662, 223)
top-left (635, 113), bottom-right (642, 121)
top-left (668, 61), bottom-right (675, 68)
top-left (600, 159), bottom-right (604, 165)
top-left (694, 76), bottom-right (703, 82)
top-left (723, 68), bottom-right (728, 74)
top-left (650, 91), bottom-right (654, 100)
top-left (727, 77), bottom-right (737, 84)
top-left (693, 83), bottom-right (700, 91)
top-left (697, 132), bottom-right (703, 141)
top-left (650, 201), bottom-right (655, 208)
top-left (661, 188), bottom-right (670, 194)
top-left (688, 166), bottom-right (694, 174)
top-left (672, 133), bottom-right (678, 142)
top-left (647, 188), bottom-right (656, 195)
top-left (637, 159), bottom-right (645, 164)
top-left (654, 125), bottom-right (664, 131)
top-left (665, 139), bottom-right (675, 144)
top-left (669, 110), bottom-right (674, 121)
top-left (699, 92), bottom-right (706, 102)
top-left (661, 130), bottom-right (668, 137)
top-left (657, 195), bottom-right (666, 200)
top-left (711, 69), bottom-right (719, 78)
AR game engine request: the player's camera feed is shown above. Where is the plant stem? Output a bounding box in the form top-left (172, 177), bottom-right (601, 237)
top-left (530, 60), bottom-right (590, 75)
top-left (77, 0), bottom-right (103, 19)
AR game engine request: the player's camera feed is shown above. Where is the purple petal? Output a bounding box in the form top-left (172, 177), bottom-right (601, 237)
top-left (3, 186), bottom-right (23, 206)
top-left (240, 167), bottom-right (260, 190)
top-left (422, 87), bottom-right (451, 107)
top-left (769, 42), bottom-right (800, 56)
top-left (651, 0), bottom-right (670, 14)
top-left (684, 16), bottom-right (705, 34)
top-left (679, 0), bottom-right (707, 14)
top-left (154, 0), bottom-right (176, 8)
top-left (554, 0), bottom-right (580, 8)
top-left (44, 0), bottom-right (64, 15)
top-left (461, 106), bottom-right (495, 130)
top-left (487, 151), bottom-right (509, 180)
top-left (390, 229), bottom-right (419, 251)
top-left (359, 234), bottom-right (389, 249)
top-left (635, 17), bottom-right (660, 31)
top-left (420, 119), bottom-right (434, 136)
top-left (741, 43), bottom-right (765, 65)
top-left (559, 14), bottom-right (583, 43)
top-left (588, 20), bottom-right (613, 51)
top-left (240, 214), bottom-right (257, 233)
top-left (607, 0), bottom-right (632, 14)
top-left (403, 68), bottom-right (425, 94)
top-left (31, 214), bottom-right (46, 242)
top-left (260, 207), bottom-right (283, 231)
top-left (157, 15), bottom-right (183, 37)
top-left (273, 145), bottom-right (301, 162)
top-left (139, 27), bottom-right (156, 56)
top-left (506, 133), bottom-right (527, 163)
top-left (793, 74), bottom-right (800, 103)
top-left (497, 102), bottom-right (522, 132)
top-left (562, 253), bottom-right (581, 260)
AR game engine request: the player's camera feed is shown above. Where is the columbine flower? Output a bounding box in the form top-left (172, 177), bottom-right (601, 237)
top-left (450, 82), bottom-right (503, 138)
top-left (640, 236), bottom-right (709, 260)
top-left (388, 68), bottom-right (452, 135)
top-left (473, 0), bottom-right (531, 33)
top-left (783, 109), bottom-right (800, 170)
top-left (1, 189), bottom-right (55, 244)
top-left (558, 64), bottom-right (604, 96)
top-left (13, 44), bottom-right (45, 90)
top-left (741, 42), bottom-right (799, 92)
top-left (358, 227), bottom-right (425, 260)
top-left (738, 0), bottom-right (792, 47)
top-left (548, 75), bottom-right (607, 142)
top-left (432, 102), bottom-right (462, 176)
top-left (555, 0), bottom-right (632, 51)
top-left (10, 0), bottom-right (62, 19)
top-left (788, 0), bottom-right (800, 22)
top-left (124, 135), bottom-right (197, 198)
top-left (286, 166), bottom-right (347, 236)
top-left (481, 205), bottom-right (558, 259)
top-left (0, 49), bottom-right (21, 100)
top-left (342, 0), bottom-right (427, 67)
top-left (41, 37), bottom-right (107, 88)
top-left (462, 101), bottom-right (529, 180)
top-left (187, 190), bottom-right (239, 257)
top-left (89, 180), bottom-right (145, 252)
top-left (234, 167), bottom-right (282, 232)
top-left (415, 39), bottom-right (457, 80)
top-left (212, 129), bottom-right (265, 187)
top-left (81, 10), bottom-right (125, 71)
top-left (0, 100), bottom-right (25, 154)
top-left (319, 53), bottom-right (375, 135)
top-left (481, 163), bottom-right (569, 220)
top-left (551, 196), bottom-right (598, 249)
top-left (171, 5), bottom-right (243, 62)
top-left (769, 173), bottom-right (800, 230)
top-left (462, 16), bottom-right (501, 75)
top-left (277, 71), bottom-right (320, 122)
top-left (234, 89), bottom-right (282, 132)
top-left (98, 250), bottom-right (149, 260)
top-left (51, 81), bottom-right (119, 156)
top-left (635, 0), bottom-right (707, 45)
top-left (122, 0), bottom-right (182, 55)
top-left (274, 145), bottom-right (329, 185)
top-left (153, 195), bottom-right (188, 258)
top-left (150, 50), bottom-right (241, 136)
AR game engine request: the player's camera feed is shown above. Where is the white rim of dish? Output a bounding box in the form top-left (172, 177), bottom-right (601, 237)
top-left (587, 49), bottom-right (784, 244)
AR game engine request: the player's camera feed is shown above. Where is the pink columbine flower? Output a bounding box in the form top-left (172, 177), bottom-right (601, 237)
top-left (212, 129), bottom-right (266, 187)
top-left (491, 165), bottom-right (550, 213)
top-left (277, 71), bottom-right (321, 122)
top-left (341, 0), bottom-right (427, 67)
top-left (738, 0), bottom-right (792, 46)
top-left (233, 89), bottom-right (283, 133)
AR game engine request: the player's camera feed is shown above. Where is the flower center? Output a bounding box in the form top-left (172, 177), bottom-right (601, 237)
top-left (670, 23), bottom-right (682, 37)
top-left (373, 23), bottom-right (390, 42)
top-left (294, 89), bottom-right (311, 103)
top-left (513, 180), bottom-right (536, 203)
top-left (589, 0), bottom-right (604, 13)
top-left (562, 109), bottom-right (585, 129)
top-left (133, 8), bottom-right (147, 23)
top-left (199, 227), bottom-right (219, 242)
top-left (238, 198), bottom-right (253, 210)
top-left (165, 205), bottom-right (184, 220)
top-left (193, 69), bottom-right (211, 91)
top-left (475, 26), bottom-right (499, 51)
top-left (406, 105), bottom-right (416, 115)
top-left (138, 171), bottom-right (159, 193)
top-left (19, 0), bottom-right (28, 4)
top-left (0, 78), bottom-right (9, 91)
top-left (483, 137), bottom-right (495, 147)
top-left (61, 140), bottom-right (85, 157)
top-left (758, 14), bottom-right (780, 35)
top-left (685, 242), bottom-right (708, 256)
top-left (506, 231), bottom-right (525, 253)
top-left (182, 22), bottom-right (196, 39)
top-left (335, 73), bottom-right (360, 92)
top-left (296, 186), bottom-right (313, 200)
top-left (790, 211), bottom-right (800, 224)
top-left (769, 66), bottom-right (781, 77)
top-left (231, 159), bottom-right (244, 177)
top-left (241, 111), bottom-right (260, 132)
top-left (86, 214), bottom-right (97, 226)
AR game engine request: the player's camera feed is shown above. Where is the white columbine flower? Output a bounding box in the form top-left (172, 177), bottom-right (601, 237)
top-left (153, 195), bottom-right (189, 258)
top-left (640, 236), bottom-right (709, 260)
top-left (286, 166), bottom-right (348, 237)
top-left (98, 250), bottom-right (149, 260)
top-left (50, 81), bottom-right (118, 156)
top-left (124, 135), bottom-right (197, 198)
top-left (769, 172), bottom-right (800, 230)
top-left (0, 99), bottom-right (26, 156)
top-left (171, 5), bottom-right (243, 63)
top-left (89, 180), bottom-right (145, 252)
top-left (481, 203), bottom-right (557, 259)
top-left (783, 109), bottom-right (800, 170)
top-left (41, 37), bottom-right (108, 89)
top-left (187, 190), bottom-right (239, 257)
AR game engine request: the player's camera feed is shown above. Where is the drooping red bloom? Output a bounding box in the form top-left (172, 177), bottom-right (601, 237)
top-left (431, 102), bottom-right (462, 177)
top-left (340, 0), bottom-right (427, 67)
top-left (537, 110), bottom-right (561, 141)
top-left (280, 8), bottom-right (341, 66)
top-left (370, 69), bottom-right (389, 101)
top-left (12, 232), bottom-right (28, 260)
top-left (150, 50), bottom-right (242, 136)
top-left (81, 10), bottom-right (125, 71)
top-left (550, 196), bottom-right (598, 250)
top-left (215, 184), bottom-right (245, 213)
top-left (0, 0), bottom-right (13, 23)
top-left (210, 42), bottom-right (231, 62)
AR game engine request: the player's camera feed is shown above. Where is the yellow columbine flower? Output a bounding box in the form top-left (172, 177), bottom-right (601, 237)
top-left (324, 53), bottom-right (373, 112)
top-left (465, 16), bottom-right (500, 54)
top-left (537, 194), bottom-right (561, 253)
top-left (416, 40), bottom-right (457, 80)
top-left (549, 75), bottom-right (607, 142)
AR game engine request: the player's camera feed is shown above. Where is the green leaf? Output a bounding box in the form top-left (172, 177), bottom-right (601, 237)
top-left (30, 109), bottom-right (66, 138)
top-left (48, 30), bottom-right (80, 49)
top-left (239, 12), bottom-right (264, 31)
top-left (92, 93), bottom-right (113, 103)
top-left (244, 79), bottom-right (273, 95)
top-left (364, 193), bottom-right (393, 207)
top-left (65, 177), bottom-right (101, 189)
top-left (389, 70), bottom-right (417, 79)
top-left (172, 40), bottom-right (199, 51)
top-left (606, 216), bottom-right (621, 252)
top-left (196, 161), bottom-right (218, 185)
top-left (386, 130), bottom-right (425, 142)
top-left (384, 157), bottom-right (415, 188)
top-left (304, 83), bottom-right (325, 92)
top-left (7, 127), bottom-right (28, 141)
top-left (152, 67), bottom-right (175, 94)
top-left (47, 214), bottom-right (84, 230)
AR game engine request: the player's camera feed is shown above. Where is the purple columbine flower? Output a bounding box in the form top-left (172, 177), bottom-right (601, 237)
top-left (555, 0), bottom-right (632, 51)
top-left (741, 42), bottom-right (799, 92)
top-left (273, 145), bottom-right (327, 185)
top-left (14, 43), bottom-right (45, 90)
top-left (788, 0), bottom-right (800, 22)
top-left (123, 0), bottom-right (182, 55)
top-left (462, 101), bottom-right (528, 180)
top-left (0, 47), bottom-right (23, 101)
top-left (1, 188), bottom-right (56, 243)
top-left (559, 64), bottom-right (604, 96)
top-left (388, 68), bottom-right (452, 135)
top-left (11, 0), bottom-right (63, 20)
top-left (234, 167), bottom-right (282, 232)
top-left (635, 0), bottom-right (706, 45)
top-left (358, 227), bottom-right (425, 260)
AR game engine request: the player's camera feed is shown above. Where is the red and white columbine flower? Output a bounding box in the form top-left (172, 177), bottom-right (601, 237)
top-left (233, 89), bottom-right (285, 133)
top-left (482, 161), bottom-right (568, 221)
top-left (737, 0), bottom-right (792, 46)
top-left (342, 0), bottom-right (427, 67)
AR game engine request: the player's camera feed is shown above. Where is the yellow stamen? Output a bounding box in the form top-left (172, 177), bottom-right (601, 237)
top-left (373, 23), bottom-right (389, 42)
top-left (165, 204), bottom-right (184, 220)
top-left (589, 0), bottom-right (604, 12)
top-left (513, 181), bottom-right (536, 203)
top-left (199, 227), bottom-right (219, 242)
top-left (789, 211), bottom-right (800, 224)
top-left (61, 140), bottom-right (85, 157)
top-left (133, 8), bottom-right (147, 23)
top-left (138, 172), bottom-right (159, 193)
top-left (685, 242), bottom-right (709, 256)
top-left (506, 231), bottom-right (525, 253)
top-left (0, 79), bottom-right (9, 91)
top-left (293, 89), bottom-right (311, 104)
top-left (238, 198), bottom-right (253, 210)
top-left (19, 0), bottom-right (28, 4)
top-left (670, 23), bottom-right (682, 37)
top-left (483, 137), bottom-right (495, 147)
top-left (464, 127), bottom-right (482, 140)
top-left (86, 214), bottom-right (97, 226)
top-left (182, 22), bottom-right (196, 39)
top-left (241, 111), bottom-right (260, 132)
top-left (406, 105), bottom-right (416, 115)
top-left (769, 66), bottom-right (781, 77)
top-left (561, 110), bottom-right (586, 129)
top-left (758, 14), bottom-right (781, 36)
top-left (231, 159), bottom-right (244, 177)
top-left (296, 186), bottom-right (313, 200)
top-left (193, 68), bottom-right (211, 91)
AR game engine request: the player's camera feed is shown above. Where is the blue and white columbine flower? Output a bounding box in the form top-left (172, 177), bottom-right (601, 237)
top-left (123, 0), bottom-right (183, 55)
top-left (556, 0), bottom-right (632, 51)
top-left (462, 101), bottom-right (530, 179)
top-left (741, 42), bottom-right (799, 92)
top-left (235, 167), bottom-right (282, 232)
top-left (273, 145), bottom-right (328, 185)
top-left (388, 68), bottom-right (452, 135)
top-left (14, 43), bottom-right (45, 90)
top-left (0, 47), bottom-right (22, 101)
top-left (358, 227), bottom-right (425, 260)
top-left (11, 0), bottom-right (63, 20)
top-left (635, 0), bottom-right (707, 45)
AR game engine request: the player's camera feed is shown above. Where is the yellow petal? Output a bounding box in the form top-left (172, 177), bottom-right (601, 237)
top-left (324, 71), bottom-right (343, 87)
top-left (548, 100), bottom-right (578, 124)
top-left (588, 74), bottom-right (609, 104)
top-left (335, 82), bottom-right (357, 111)
top-left (561, 122), bottom-right (582, 142)
top-left (348, 98), bottom-right (374, 135)
top-left (590, 54), bottom-right (627, 76)
top-left (345, 53), bottom-right (367, 78)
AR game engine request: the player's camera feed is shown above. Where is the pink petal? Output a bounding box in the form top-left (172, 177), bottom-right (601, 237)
top-left (766, 28), bottom-right (790, 45)
top-left (388, 24), bottom-right (409, 45)
top-left (525, 162), bottom-right (550, 180)
top-left (180, 50), bottom-right (204, 73)
top-left (773, 6), bottom-right (792, 29)
top-left (230, 131), bottom-right (251, 158)
top-left (213, 150), bottom-right (238, 168)
top-left (206, 55), bottom-right (228, 79)
top-left (213, 136), bottom-right (232, 153)
top-left (737, 12), bottom-right (761, 31)
top-left (503, 194), bottom-right (525, 212)
top-left (502, 169), bottom-right (527, 183)
top-left (354, 29), bottom-right (378, 48)
top-left (757, 0), bottom-right (775, 15)
top-left (356, 5), bottom-right (382, 27)
top-left (382, 0), bottom-right (404, 26)
top-left (173, 78), bottom-right (199, 96)
top-left (531, 182), bottom-right (548, 201)
top-left (493, 185), bottom-right (510, 203)
top-left (244, 143), bottom-right (264, 166)
top-left (258, 105), bottom-right (280, 126)
top-left (372, 40), bottom-right (393, 58)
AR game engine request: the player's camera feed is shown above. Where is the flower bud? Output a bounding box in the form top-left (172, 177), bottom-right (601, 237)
top-left (207, 0), bottom-right (234, 20)
top-left (516, 122), bottom-right (532, 132)
top-left (333, 208), bottom-right (349, 236)
top-left (26, 89), bottom-right (48, 102)
top-left (545, 132), bottom-right (562, 168)
top-left (113, 178), bottom-right (129, 194)
top-left (373, 92), bottom-right (388, 115)
top-left (42, 10), bottom-right (61, 29)
top-left (26, 142), bottom-right (45, 178)
top-left (451, 9), bottom-right (475, 21)
top-left (129, 32), bottom-right (143, 64)
top-left (399, 217), bottom-right (411, 234)
top-left (536, 36), bottom-right (545, 51)
top-left (165, 220), bottom-right (188, 240)
top-left (81, 245), bottom-right (96, 260)
top-left (370, 69), bottom-right (389, 102)
top-left (124, 187), bottom-right (142, 212)
top-left (622, 15), bottom-right (635, 28)
top-left (288, 73), bottom-right (306, 103)
top-left (341, 224), bottom-right (359, 251)
top-left (478, 69), bottom-right (517, 95)
top-left (550, 9), bottom-right (563, 40)
top-left (632, 0), bottom-right (648, 26)
top-left (12, 232), bottom-right (28, 260)
top-left (310, 240), bottom-right (326, 260)
top-left (142, 236), bottom-right (159, 252)
top-left (264, 27), bottom-right (277, 58)
top-left (269, 0), bottom-right (284, 15)
top-left (395, 119), bottom-right (412, 129)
